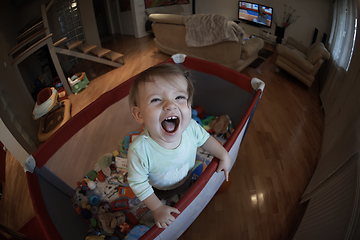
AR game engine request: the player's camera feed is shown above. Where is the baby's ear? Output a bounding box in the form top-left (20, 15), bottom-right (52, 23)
top-left (131, 106), bottom-right (144, 124)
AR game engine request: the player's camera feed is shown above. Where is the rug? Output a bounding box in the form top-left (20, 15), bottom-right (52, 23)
top-left (248, 58), bottom-right (265, 68)
top-left (258, 49), bottom-right (274, 59)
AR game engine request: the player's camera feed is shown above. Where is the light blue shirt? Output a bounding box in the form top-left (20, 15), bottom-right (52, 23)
top-left (127, 119), bottom-right (210, 201)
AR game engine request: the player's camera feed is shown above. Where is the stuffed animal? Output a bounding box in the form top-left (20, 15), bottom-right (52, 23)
top-left (73, 188), bottom-right (89, 206)
top-left (210, 115), bottom-right (231, 135)
top-left (97, 211), bottom-right (126, 234)
top-left (85, 236), bottom-right (105, 240)
top-left (129, 202), bottom-right (155, 228)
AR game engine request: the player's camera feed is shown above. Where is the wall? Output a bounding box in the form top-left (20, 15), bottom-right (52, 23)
top-left (79, 0), bottom-right (101, 47)
top-left (0, 4), bottom-right (39, 160)
top-left (195, 0), bottom-right (333, 47)
top-left (119, 11), bottom-right (135, 36)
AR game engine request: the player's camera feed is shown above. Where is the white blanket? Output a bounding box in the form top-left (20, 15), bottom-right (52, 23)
top-left (185, 14), bottom-right (244, 47)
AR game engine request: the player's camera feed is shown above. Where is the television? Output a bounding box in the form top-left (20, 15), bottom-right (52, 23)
top-left (238, 1), bottom-right (273, 28)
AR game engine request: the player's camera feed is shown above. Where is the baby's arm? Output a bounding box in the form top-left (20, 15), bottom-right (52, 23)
top-left (143, 193), bottom-right (180, 228)
top-left (201, 136), bottom-right (231, 181)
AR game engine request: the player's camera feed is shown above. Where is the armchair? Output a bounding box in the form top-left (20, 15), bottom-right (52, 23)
top-left (275, 36), bottom-right (330, 87)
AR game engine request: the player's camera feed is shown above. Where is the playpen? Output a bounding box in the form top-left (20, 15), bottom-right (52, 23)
top-left (25, 55), bottom-right (264, 240)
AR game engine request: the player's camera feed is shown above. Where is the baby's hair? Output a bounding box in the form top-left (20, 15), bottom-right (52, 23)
top-left (129, 63), bottom-right (194, 108)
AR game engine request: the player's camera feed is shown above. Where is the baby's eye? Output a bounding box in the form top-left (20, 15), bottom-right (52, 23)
top-left (176, 95), bottom-right (187, 100)
top-left (150, 98), bottom-right (161, 103)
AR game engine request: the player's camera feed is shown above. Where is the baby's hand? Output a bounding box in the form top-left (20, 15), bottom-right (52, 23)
top-left (153, 204), bottom-right (180, 228)
top-left (216, 155), bottom-right (231, 181)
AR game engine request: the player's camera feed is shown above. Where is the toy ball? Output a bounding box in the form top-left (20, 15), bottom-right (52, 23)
top-left (192, 159), bottom-right (206, 181)
top-left (87, 180), bottom-right (97, 190)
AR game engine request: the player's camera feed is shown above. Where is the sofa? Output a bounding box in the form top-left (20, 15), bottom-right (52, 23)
top-left (149, 13), bottom-right (264, 72)
top-left (275, 36), bottom-right (330, 87)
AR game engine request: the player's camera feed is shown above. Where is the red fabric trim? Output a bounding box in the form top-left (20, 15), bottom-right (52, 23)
top-left (26, 172), bottom-right (63, 240)
top-left (18, 216), bottom-right (47, 240)
top-left (0, 142), bottom-right (5, 183)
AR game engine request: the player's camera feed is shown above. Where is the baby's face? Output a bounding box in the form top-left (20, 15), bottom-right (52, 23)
top-left (132, 76), bottom-right (192, 149)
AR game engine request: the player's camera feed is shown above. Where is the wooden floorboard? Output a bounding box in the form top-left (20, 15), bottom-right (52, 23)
top-left (0, 34), bottom-right (324, 240)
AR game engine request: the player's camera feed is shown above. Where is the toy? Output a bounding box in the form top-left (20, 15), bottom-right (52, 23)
top-left (118, 187), bottom-right (136, 198)
top-left (124, 225), bottom-right (150, 240)
top-left (120, 222), bottom-right (133, 234)
top-left (210, 114), bottom-right (231, 135)
top-left (77, 180), bottom-right (90, 192)
top-left (124, 132), bottom-right (141, 154)
top-left (87, 170), bottom-right (98, 181)
top-left (111, 199), bottom-right (130, 211)
top-left (73, 188), bottom-right (88, 205)
top-left (97, 211), bottom-right (126, 234)
top-left (85, 236), bottom-right (105, 240)
top-left (191, 159), bottom-right (206, 181)
top-left (192, 109), bottom-right (202, 126)
top-left (98, 153), bottom-right (113, 169)
top-left (99, 182), bottom-right (119, 202)
top-left (194, 105), bottom-right (205, 119)
top-left (129, 202), bottom-right (154, 228)
top-left (89, 195), bottom-right (99, 205)
top-left (68, 72), bottom-right (89, 94)
top-left (81, 208), bottom-right (92, 220)
top-left (201, 116), bottom-right (215, 131)
top-left (112, 150), bottom-right (120, 157)
top-left (97, 171), bottom-right (105, 182)
top-left (115, 157), bottom-right (127, 169)
top-left (53, 77), bottom-right (68, 101)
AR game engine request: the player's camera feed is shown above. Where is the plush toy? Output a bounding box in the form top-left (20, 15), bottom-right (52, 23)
top-left (191, 109), bottom-right (202, 126)
top-left (85, 236), bottom-right (105, 240)
top-left (201, 116), bottom-right (215, 132)
top-left (73, 188), bottom-right (89, 206)
top-left (129, 202), bottom-right (155, 228)
top-left (210, 115), bottom-right (231, 135)
top-left (97, 211), bottom-right (126, 234)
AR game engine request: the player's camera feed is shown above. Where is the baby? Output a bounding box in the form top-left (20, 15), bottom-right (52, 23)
top-left (127, 63), bottom-right (231, 229)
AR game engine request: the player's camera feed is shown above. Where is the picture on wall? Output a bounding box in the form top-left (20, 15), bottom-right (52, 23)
top-left (145, 0), bottom-right (190, 9)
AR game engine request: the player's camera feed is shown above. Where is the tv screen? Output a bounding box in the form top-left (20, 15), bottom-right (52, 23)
top-left (238, 1), bottom-right (273, 28)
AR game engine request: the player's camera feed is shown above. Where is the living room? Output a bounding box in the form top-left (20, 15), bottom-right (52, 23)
top-left (1, 0), bottom-right (360, 239)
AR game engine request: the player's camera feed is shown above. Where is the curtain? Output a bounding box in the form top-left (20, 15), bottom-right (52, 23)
top-left (320, 0), bottom-right (357, 114)
top-left (302, 0), bottom-right (359, 199)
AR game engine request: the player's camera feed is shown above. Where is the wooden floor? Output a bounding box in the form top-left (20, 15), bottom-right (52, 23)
top-left (0, 34), bottom-right (324, 239)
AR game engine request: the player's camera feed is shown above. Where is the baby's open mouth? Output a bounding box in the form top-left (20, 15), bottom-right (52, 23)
top-left (161, 116), bottom-right (179, 133)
